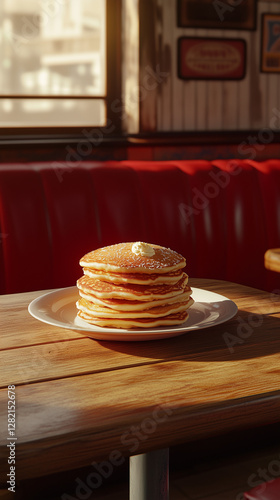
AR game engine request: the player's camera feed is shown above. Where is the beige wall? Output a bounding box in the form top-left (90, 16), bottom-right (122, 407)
top-left (141, 0), bottom-right (280, 132)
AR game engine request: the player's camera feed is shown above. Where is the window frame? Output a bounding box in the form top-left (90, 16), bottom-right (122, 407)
top-left (0, 0), bottom-right (123, 140)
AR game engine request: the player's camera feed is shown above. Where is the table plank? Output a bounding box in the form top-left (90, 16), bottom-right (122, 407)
top-left (1, 353), bottom-right (280, 480)
top-left (1, 278), bottom-right (280, 389)
top-left (1, 309), bottom-right (280, 389)
top-left (1, 279), bottom-right (280, 352)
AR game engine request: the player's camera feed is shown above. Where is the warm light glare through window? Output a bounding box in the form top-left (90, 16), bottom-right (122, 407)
top-left (0, 0), bottom-right (106, 127)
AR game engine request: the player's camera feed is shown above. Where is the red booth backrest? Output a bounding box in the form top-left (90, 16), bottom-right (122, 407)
top-left (0, 159), bottom-right (280, 294)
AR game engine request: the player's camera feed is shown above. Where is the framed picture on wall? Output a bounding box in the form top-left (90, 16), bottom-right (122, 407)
top-left (178, 37), bottom-right (247, 80)
top-left (260, 13), bottom-right (280, 73)
top-left (177, 0), bottom-right (257, 30)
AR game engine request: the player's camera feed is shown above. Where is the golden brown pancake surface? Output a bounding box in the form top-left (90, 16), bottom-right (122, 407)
top-left (80, 242), bottom-right (186, 274)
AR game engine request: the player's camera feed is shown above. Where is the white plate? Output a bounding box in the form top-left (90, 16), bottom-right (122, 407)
top-left (28, 287), bottom-right (238, 341)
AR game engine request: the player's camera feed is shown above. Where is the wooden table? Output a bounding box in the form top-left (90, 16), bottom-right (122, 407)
top-left (264, 248), bottom-right (280, 273)
top-left (1, 278), bottom-right (280, 499)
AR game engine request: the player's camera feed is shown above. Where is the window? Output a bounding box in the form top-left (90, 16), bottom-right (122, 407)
top-left (0, 0), bottom-right (121, 133)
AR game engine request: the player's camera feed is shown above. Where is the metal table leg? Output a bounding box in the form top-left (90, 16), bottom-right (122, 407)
top-left (129, 448), bottom-right (169, 500)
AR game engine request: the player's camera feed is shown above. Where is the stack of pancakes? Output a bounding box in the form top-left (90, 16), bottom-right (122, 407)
top-left (76, 242), bottom-right (194, 329)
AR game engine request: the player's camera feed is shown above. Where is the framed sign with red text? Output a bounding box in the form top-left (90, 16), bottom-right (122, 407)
top-left (178, 37), bottom-right (247, 80)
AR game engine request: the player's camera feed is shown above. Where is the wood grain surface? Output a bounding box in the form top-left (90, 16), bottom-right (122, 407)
top-left (264, 248), bottom-right (280, 273)
top-left (1, 278), bottom-right (280, 482)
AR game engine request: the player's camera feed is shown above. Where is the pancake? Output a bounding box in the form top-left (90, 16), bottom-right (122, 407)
top-left (77, 242), bottom-right (194, 329)
top-left (83, 267), bottom-right (185, 285)
top-left (77, 309), bottom-right (190, 329)
top-left (79, 242), bottom-right (186, 274)
top-left (76, 296), bottom-right (194, 319)
top-left (77, 274), bottom-right (188, 301)
top-left (78, 288), bottom-right (192, 311)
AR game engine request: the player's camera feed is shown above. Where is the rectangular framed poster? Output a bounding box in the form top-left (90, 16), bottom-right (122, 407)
top-left (177, 0), bottom-right (256, 30)
top-left (261, 13), bottom-right (280, 73)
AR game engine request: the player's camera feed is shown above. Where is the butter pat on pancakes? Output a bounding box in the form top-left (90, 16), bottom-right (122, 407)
top-left (131, 241), bottom-right (155, 257)
top-left (76, 242), bottom-right (194, 329)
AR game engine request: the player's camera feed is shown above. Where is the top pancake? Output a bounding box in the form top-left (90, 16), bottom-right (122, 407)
top-left (80, 242), bottom-right (186, 274)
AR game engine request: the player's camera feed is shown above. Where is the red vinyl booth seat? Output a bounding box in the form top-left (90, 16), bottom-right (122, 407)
top-left (244, 477), bottom-right (280, 500)
top-left (0, 159), bottom-right (280, 294)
